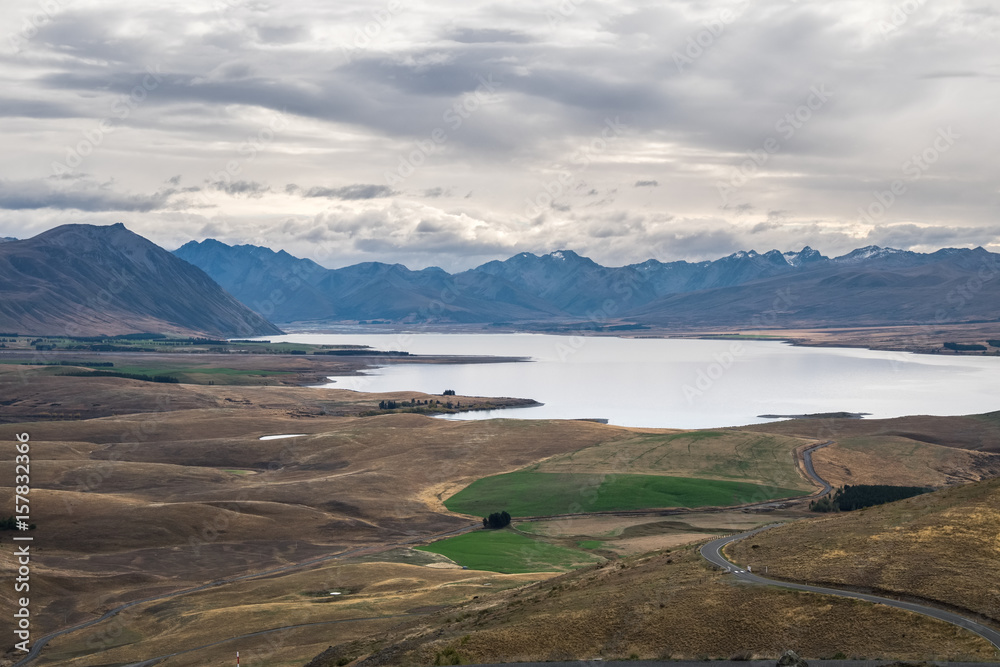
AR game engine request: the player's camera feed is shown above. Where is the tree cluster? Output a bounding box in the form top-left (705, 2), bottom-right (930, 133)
top-left (482, 511), bottom-right (511, 529)
top-left (943, 341), bottom-right (987, 351)
top-left (378, 398), bottom-right (438, 410)
top-left (0, 516), bottom-right (36, 531)
top-left (810, 484), bottom-right (931, 512)
top-left (60, 370), bottom-right (179, 383)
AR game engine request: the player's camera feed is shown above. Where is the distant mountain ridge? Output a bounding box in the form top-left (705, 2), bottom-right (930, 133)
top-left (174, 240), bottom-right (1000, 328)
top-left (0, 224), bottom-right (282, 337)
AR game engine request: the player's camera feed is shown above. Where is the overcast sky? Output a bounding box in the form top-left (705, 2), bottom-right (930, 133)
top-left (2, 0), bottom-right (998, 270)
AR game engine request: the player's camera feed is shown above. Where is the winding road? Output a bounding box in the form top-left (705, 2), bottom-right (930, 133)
top-left (700, 440), bottom-right (1000, 650)
top-left (699, 527), bottom-right (1000, 651)
top-left (697, 439), bottom-right (1000, 653)
top-left (798, 440), bottom-right (833, 496)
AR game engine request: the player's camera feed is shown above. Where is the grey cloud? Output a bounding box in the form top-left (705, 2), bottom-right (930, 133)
top-left (255, 24), bottom-right (311, 44)
top-left (415, 220), bottom-right (442, 233)
top-left (919, 71), bottom-right (984, 79)
top-left (0, 99), bottom-right (80, 118)
top-left (447, 27), bottom-right (533, 44)
top-left (303, 184), bottom-right (394, 200)
top-left (212, 180), bottom-right (270, 197)
top-left (634, 180), bottom-right (659, 187)
top-left (864, 224), bottom-right (1000, 250)
top-left (0, 179), bottom-right (176, 212)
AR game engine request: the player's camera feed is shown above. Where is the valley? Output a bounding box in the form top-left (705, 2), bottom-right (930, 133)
top-left (1, 343), bottom-right (999, 666)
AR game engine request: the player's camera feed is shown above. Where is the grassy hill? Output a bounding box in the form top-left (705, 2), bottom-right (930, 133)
top-left (535, 430), bottom-right (815, 491)
top-left (743, 410), bottom-right (1000, 453)
top-left (811, 435), bottom-right (1000, 488)
top-left (727, 476), bottom-right (1000, 623)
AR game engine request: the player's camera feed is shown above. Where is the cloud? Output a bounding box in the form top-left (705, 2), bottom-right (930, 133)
top-left (0, 179), bottom-right (177, 212)
top-left (211, 180), bottom-right (270, 197)
top-left (447, 27), bottom-right (533, 44)
top-left (0, 99), bottom-right (80, 118)
top-left (0, 0), bottom-right (996, 271)
top-left (302, 184), bottom-right (395, 200)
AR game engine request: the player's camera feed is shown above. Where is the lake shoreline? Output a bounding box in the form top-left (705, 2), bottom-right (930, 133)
top-left (295, 332), bottom-right (1000, 430)
top-left (277, 322), bottom-right (1000, 358)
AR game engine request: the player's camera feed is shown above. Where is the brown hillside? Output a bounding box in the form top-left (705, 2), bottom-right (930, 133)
top-left (306, 545), bottom-right (995, 666)
top-left (727, 477), bottom-right (1000, 623)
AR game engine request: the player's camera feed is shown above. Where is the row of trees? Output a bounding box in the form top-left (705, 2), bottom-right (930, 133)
top-left (810, 484), bottom-right (931, 512)
top-left (377, 399), bottom-right (460, 410)
top-left (378, 399), bottom-right (444, 409)
top-left (943, 342), bottom-right (988, 352)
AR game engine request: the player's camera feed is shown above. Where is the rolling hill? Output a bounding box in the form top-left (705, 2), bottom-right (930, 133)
top-left (0, 223), bottom-right (282, 337)
top-left (726, 475), bottom-right (1000, 626)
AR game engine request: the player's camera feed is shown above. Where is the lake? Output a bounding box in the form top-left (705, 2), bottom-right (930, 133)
top-left (264, 333), bottom-right (1000, 429)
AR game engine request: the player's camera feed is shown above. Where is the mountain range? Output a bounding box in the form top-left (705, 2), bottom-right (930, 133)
top-left (2, 223), bottom-right (997, 336)
top-left (175, 239), bottom-right (1000, 329)
top-left (0, 224), bottom-right (282, 337)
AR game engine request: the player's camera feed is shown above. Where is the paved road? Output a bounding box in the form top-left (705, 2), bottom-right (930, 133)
top-left (799, 440), bottom-right (833, 496)
top-left (700, 526), bottom-right (1000, 652)
top-left (11, 523), bottom-right (478, 667)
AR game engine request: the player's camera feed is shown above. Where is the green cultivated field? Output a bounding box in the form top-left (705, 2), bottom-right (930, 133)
top-left (444, 470), bottom-right (803, 517)
top-left (416, 530), bottom-right (602, 573)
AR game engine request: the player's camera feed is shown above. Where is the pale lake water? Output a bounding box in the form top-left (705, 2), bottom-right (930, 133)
top-left (263, 333), bottom-right (1000, 429)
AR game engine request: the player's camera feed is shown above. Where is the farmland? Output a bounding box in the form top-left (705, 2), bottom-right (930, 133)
top-left (416, 530), bottom-right (602, 573)
top-left (444, 470), bottom-right (804, 517)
